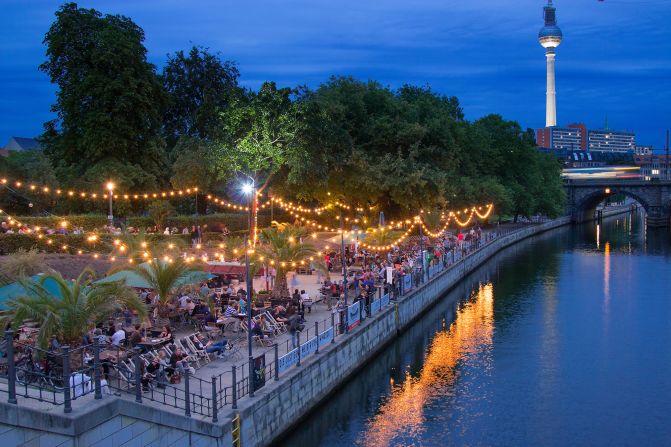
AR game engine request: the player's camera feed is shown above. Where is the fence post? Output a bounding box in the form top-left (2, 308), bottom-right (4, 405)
top-left (231, 365), bottom-right (238, 409)
top-left (5, 330), bottom-right (16, 405)
top-left (211, 376), bottom-right (218, 423)
top-left (133, 348), bottom-right (142, 403)
top-left (314, 322), bottom-right (319, 354)
top-left (62, 345), bottom-right (72, 413)
top-left (296, 332), bottom-right (301, 367)
top-left (274, 344), bottom-right (279, 381)
top-left (184, 368), bottom-right (191, 417)
top-left (249, 357), bottom-right (255, 398)
top-left (93, 338), bottom-right (102, 400)
top-left (330, 313), bottom-right (335, 343)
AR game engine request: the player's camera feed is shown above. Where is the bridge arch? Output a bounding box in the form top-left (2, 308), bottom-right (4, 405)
top-left (574, 187), bottom-right (650, 222)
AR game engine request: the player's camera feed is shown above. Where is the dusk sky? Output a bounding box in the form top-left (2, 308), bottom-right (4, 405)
top-left (1, 0), bottom-right (669, 149)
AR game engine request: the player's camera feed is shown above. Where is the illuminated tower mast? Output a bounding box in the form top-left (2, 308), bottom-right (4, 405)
top-left (539, 0), bottom-right (562, 127)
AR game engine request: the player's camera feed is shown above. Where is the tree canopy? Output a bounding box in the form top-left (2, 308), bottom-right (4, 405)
top-left (7, 3), bottom-right (565, 222)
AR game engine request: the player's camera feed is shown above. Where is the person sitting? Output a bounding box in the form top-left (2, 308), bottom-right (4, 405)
top-left (158, 325), bottom-right (173, 343)
top-left (185, 298), bottom-right (196, 315)
top-left (273, 306), bottom-right (288, 324)
top-left (142, 357), bottom-right (167, 388)
top-left (169, 346), bottom-right (195, 375)
top-left (218, 302), bottom-right (240, 332)
top-left (129, 324), bottom-right (145, 348)
top-left (193, 334), bottom-right (229, 357)
top-left (110, 326), bottom-right (126, 347)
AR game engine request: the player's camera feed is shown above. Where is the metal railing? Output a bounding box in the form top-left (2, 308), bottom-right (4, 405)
top-left (0, 222), bottom-right (534, 422)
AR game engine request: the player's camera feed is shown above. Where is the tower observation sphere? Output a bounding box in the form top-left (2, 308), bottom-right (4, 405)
top-left (539, 0), bottom-right (562, 127)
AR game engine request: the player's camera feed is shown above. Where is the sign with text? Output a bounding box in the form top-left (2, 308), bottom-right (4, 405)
top-left (381, 293), bottom-right (390, 307)
top-left (371, 298), bottom-right (381, 315)
top-left (277, 348), bottom-right (299, 374)
top-left (347, 302), bottom-right (361, 330)
top-left (253, 354), bottom-right (266, 390)
top-left (403, 275), bottom-right (412, 294)
top-left (318, 327), bottom-right (334, 347)
top-left (300, 337), bottom-right (318, 358)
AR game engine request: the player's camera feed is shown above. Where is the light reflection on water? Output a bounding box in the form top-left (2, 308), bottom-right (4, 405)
top-left (359, 284), bottom-right (494, 447)
top-left (279, 211), bottom-right (671, 447)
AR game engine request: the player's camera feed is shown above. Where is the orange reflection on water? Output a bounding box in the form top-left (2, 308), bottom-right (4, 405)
top-left (359, 283), bottom-right (494, 447)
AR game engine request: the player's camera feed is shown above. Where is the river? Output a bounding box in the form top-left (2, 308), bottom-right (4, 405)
top-left (279, 212), bottom-right (671, 446)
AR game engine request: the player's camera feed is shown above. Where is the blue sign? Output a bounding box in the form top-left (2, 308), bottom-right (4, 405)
top-left (347, 302), bottom-right (361, 329)
top-left (318, 327), bottom-right (334, 347)
top-left (403, 275), bottom-right (412, 293)
top-left (278, 348), bottom-right (299, 374)
top-left (300, 337), bottom-right (318, 358)
top-left (371, 299), bottom-right (381, 315)
top-left (381, 293), bottom-right (390, 307)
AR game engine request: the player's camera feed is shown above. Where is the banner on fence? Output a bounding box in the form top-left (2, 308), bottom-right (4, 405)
top-left (403, 275), bottom-right (412, 293)
top-left (278, 348), bottom-right (299, 374)
top-left (318, 327), bottom-right (334, 347)
top-left (381, 293), bottom-right (390, 307)
top-left (386, 267), bottom-right (393, 284)
top-left (300, 337), bottom-right (318, 358)
top-left (371, 298), bottom-right (381, 315)
top-left (347, 301), bottom-right (361, 330)
top-left (253, 354), bottom-right (266, 390)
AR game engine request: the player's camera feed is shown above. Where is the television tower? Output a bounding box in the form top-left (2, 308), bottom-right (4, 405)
top-left (539, 0), bottom-right (562, 127)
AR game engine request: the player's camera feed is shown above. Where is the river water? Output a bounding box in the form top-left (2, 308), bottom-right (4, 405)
top-left (279, 212), bottom-right (671, 447)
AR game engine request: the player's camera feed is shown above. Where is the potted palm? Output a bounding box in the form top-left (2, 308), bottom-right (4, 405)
top-left (256, 225), bottom-right (317, 299)
top-left (127, 258), bottom-right (204, 328)
top-left (1, 268), bottom-right (146, 350)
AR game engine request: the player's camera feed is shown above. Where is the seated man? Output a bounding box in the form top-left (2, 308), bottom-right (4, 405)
top-left (194, 334), bottom-right (229, 357)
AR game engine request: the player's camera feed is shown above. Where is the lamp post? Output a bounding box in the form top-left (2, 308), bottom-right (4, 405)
top-left (242, 181), bottom-right (255, 397)
top-left (340, 210), bottom-right (348, 306)
top-left (106, 182), bottom-right (114, 227)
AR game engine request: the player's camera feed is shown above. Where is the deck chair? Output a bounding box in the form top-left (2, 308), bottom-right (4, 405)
top-left (185, 335), bottom-right (212, 364)
top-left (175, 338), bottom-right (202, 368)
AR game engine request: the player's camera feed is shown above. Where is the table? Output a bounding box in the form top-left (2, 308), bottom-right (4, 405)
top-left (138, 338), bottom-right (169, 350)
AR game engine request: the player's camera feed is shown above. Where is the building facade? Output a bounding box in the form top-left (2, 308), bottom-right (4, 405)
top-left (587, 129), bottom-right (636, 152)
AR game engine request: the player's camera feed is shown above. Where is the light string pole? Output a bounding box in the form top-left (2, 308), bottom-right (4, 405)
top-left (106, 182), bottom-right (114, 227)
top-left (242, 180), bottom-right (255, 397)
top-left (340, 209), bottom-right (348, 333)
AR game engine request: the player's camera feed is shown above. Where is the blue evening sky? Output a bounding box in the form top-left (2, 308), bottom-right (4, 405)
top-left (1, 0), bottom-right (669, 148)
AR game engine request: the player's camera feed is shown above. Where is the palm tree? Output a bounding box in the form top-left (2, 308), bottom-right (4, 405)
top-left (128, 258), bottom-right (202, 327)
top-left (365, 228), bottom-right (405, 246)
top-left (0, 268), bottom-right (146, 349)
top-left (256, 225), bottom-right (317, 299)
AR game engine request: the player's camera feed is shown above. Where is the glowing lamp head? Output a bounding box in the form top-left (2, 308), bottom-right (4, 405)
top-left (106, 182), bottom-right (114, 191)
top-left (241, 183), bottom-right (254, 195)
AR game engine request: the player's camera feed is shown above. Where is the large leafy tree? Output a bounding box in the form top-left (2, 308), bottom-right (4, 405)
top-left (39, 3), bottom-right (167, 189)
top-left (162, 46), bottom-right (241, 152)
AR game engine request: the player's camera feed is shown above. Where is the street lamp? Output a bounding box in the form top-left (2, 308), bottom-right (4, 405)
top-left (241, 181), bottom-right (255, 397)
top-left (106, 182), bottom-right (114, 227)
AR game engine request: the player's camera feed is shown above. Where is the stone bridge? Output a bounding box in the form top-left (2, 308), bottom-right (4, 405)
top-left (564, 180), bottom-right (671, 227)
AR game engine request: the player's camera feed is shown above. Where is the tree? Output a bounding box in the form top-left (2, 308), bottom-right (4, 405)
top-left (39, 3), bottom-right (168, 188)
top-left (0, 268), bottom-right (145, 349)
top-left (170, 137), bottom-right (217, 214)
top-left (162, 46), bottom-right (241, 151)
top-left (256, 225), bottom-right (316, 298)
top-left (127, 258), bottom-right (201, 326)
top-left (147, 200), bottom-right (175, 232)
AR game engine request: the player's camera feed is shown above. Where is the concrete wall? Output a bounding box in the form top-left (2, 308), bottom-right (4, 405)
top-left (235, 217), bottom-right (580, 447)
top-left (0, 395), bottom-right (229, 447)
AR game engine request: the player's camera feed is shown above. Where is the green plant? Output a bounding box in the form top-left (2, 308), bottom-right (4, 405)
top-left (126, 258), bottom-right (202, 326)
top-left (0, 248), bottom-right (53, 283)
top-left (0, 268), bottom-right (146, 348)
top-left (256, 225), bottom-right (316, 299)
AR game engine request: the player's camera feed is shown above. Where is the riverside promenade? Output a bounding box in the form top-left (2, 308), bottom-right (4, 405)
top-left (0, 208), bottom-right (634, 447)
